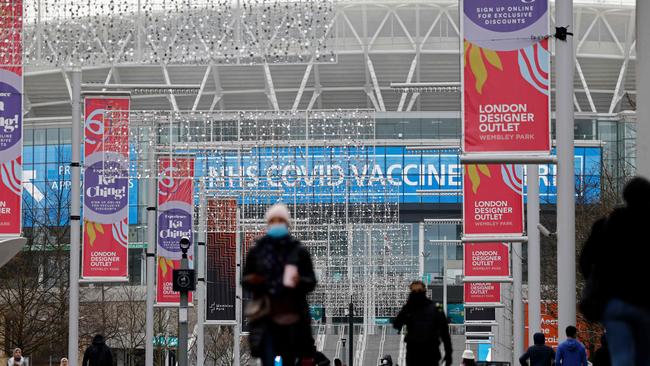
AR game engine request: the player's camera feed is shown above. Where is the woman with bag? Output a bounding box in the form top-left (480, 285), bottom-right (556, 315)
top-left (243, 203), bottom-right (318, 366)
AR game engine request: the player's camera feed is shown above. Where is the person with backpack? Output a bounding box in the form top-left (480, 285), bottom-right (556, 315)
top-left (393, 281), bottom-right (452, 366)
top-left (81, 335), bottom-right (113, 366)
top-left (519, 333), bottom-right (555, 366)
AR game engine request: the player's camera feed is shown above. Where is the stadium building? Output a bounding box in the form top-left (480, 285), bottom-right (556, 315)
top-left (5, 0), bottom-right (640, 364)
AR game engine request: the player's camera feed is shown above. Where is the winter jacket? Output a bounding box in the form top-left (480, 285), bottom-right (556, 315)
top-left (7, 357), bottom-right (27, 366)
top-left (242, 234), bottom-right (317, 358)
top-left (519, 333), bottom-right (555, 366)
top-left (82, 335), bottom-right (113, 366)
top-left (392, 292), bottom-right (452, 362)
top-left (580, 177), bottom-right (650, 320)
top-left (242, 234), bottom-right (316, 321)
top-left (555, 338), bottom-right (587, 366)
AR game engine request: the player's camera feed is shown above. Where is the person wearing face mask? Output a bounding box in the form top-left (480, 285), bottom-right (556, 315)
top-left (243, 203), bottom-right (318, 366)
top-left (7, 348), bottom-right (27, 366)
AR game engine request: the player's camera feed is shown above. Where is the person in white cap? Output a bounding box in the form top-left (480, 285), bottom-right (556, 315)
top-left (461, 350), bottom-right (476, 366)
top-left (242, 203), bottom-right (318, 366)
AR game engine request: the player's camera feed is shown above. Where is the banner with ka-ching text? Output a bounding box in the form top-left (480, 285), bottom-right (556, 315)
top-left (82, 97), bottom-right (130, 280)
top-left (463, 164), bottom-right (524, 236)
top-left (462, 0), bottom-right (550, 154)
top-left (157, 157), bottom-right (194, 305)
top-left (0, 0), bottom-right (23, 236)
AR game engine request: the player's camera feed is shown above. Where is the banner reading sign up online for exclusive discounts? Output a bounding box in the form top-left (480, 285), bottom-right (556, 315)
top-left (82, 97), bottom-right (130, 280)
top-left (462, 0), bottom-right (550, 154)
top-left (463, 164), bottom-right (524, 236)
top-left (0, 0), bottom-right (23, 236)
top-left (157, 157), bottom-right (194, 305)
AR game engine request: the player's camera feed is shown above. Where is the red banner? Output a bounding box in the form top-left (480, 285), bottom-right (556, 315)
top-left (0, 0), bottom-right (23, 236)
top-left (464, 242), bottom-right (509, 277)
top-left (462, 0), bottom-right (550, 154)
top-left (463, 164), bottom-right (524, 236)
top-left (81, 97), bottom-right (130, 279)
top-left (156, 157), bottom-right (194, 305)
top-left (464, 282), bottom-right (500, 304)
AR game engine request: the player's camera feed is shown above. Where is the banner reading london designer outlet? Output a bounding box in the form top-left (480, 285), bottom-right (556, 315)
top-left (464, 242), bottom-right (510, 278)
top-left (82, 97), bottom-right (131, 280)
top-left (0, 0), bottom-right (23, 236)
top-left (157, 157), bottom-right (194, 305)
top-left (463, 164), bottom-right (524, 236)
top-left (464, 282), bottom-right (501, 304)
top-left (462, 0), bottom-right (550, 153)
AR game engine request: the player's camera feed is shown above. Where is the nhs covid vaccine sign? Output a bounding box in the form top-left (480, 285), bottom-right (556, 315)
top-left (21, 144), bottom-right (601, 227)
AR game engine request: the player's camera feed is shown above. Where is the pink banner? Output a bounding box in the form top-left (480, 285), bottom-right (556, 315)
top-left (81, 97), bottom-right (130, 279)
top-left (464, 242), bottom-right (509, 277)
top-left (462, 0), bottom-right (550, 154)
top-left (464, 282), bottom-right (500, 304)
top-left (463, 164), bottom-right (524, 236)
top-left (0, 0), bottom-right (23, 235)
top-left (157, 157), bottom-right (194, 305)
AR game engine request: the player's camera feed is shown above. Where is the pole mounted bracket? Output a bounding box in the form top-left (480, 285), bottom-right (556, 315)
top-left (555, 26), bottom-right (574, 41)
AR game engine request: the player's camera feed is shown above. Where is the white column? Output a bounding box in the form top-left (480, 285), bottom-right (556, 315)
top-left (196, 181), bottom-right (206, 366)
top-left (555, 0), bottom-right (577, 340)
top-left (512, 242), bottom-right (524, 362)
top-left (145, 126), bottom-right (157, 366)
top-left (68, 68), bottom-right (81, 366)
top-left (526, 165), bottom-right (541, 345)
top-left (638, 0), bottom-right (650, 178)
top-left (418, 223), bottom-right (424, 278)
top-left (234, 208), bottom-right (241, 366)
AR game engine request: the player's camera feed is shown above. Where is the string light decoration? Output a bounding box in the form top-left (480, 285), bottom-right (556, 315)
top-left (100, 108), bottom-right (416, 319)
top-left (22, 0), bottom-right (337, 66)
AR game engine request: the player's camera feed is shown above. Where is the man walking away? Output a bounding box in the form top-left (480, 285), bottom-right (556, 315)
top-left (393, 280), bottom-right (452, 366)
top-left (519, 333), bottom-right (555, 366)
top-left (82, 335), bottom-right (113, 366)
top-left (555, 326), bottom-right (587, 366)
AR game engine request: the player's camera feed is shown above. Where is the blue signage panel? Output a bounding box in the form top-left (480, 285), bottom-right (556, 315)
top-left (21, 144), bottom-right (601, 227)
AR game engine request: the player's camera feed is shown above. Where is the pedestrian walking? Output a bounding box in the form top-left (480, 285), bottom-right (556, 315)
top-left (7, 348), bottom-right (27, 366)
top-left (460, 350), bottom-right (476, 366)
top-left (60, 358), bottom-right (69, 366)
top-left (81, 335), bottom-right (113, 366)
top-left (379, 355), bottom-right (393, 366)
top-left (519, 332), bottom-right (555, 366)
top-left (392, 280), bottom-right (452, 366)
top-left (555, 326), bottom-right (587, 366)
top-left (580, 177), bottom-right (650, 366)
top-left (592, 334), bottom-right (610, 366)
top-left (243, 203), bottom-right (318, 366)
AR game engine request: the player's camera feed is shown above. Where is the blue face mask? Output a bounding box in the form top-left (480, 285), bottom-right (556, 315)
top-left (267, 224), bottom-right (289, 239)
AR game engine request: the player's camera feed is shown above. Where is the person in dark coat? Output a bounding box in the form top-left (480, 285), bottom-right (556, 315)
top-left (82, 335), bottom-right (113, 366)
top-left (592, 333), bottom-right (611, 366)
top-left (580, 177), bottom-right (650, 366)
top-left (393, 280), bottom-right (452, 366)
top-left (519, 332), bottom-right (555, 366)
top-left (243, 203), bottom-right (317, 366)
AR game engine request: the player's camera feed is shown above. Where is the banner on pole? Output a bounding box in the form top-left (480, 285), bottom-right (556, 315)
top-left (464, 242), bottom-right (510, 278)
top-left (464, 282), bottom-right (501, 304)
top-left (81, 97), bottom-right (130, 280)
top-left (0, 0), bottom-right (23, 236)
top-left (206, 198), bottom-right (238, 323)
top-left (156, 157), bottom-right (194, 305)
top-left (462, 0), bottom-right (550, 154)
top-left (463, 164), bottom-right (524, 236)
